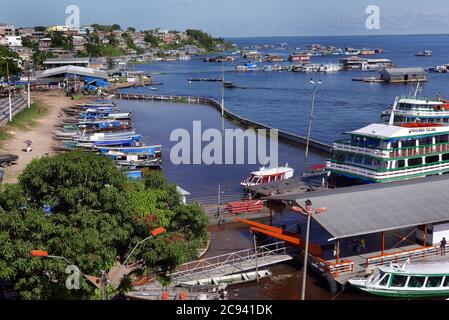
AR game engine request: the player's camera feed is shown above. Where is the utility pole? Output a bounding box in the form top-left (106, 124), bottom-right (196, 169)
top-left (101, 270), bottom-right (108, 300)
top-left (6, 60), bottom-right (12, 122)
top-left (254, 234), bottom-right (259, 283)
top-left (27, 63), bottom-right (32, 109)
top-left (300, 206), bottom-right (312, 300)
top-left (291, 200), bottom-right (327, 301)
top-left (221, 61), bottom-right (225, 117)
top-left (216, 184), bottom-right (221, 218)
top-left (304, 79), bottom-right (321, 172)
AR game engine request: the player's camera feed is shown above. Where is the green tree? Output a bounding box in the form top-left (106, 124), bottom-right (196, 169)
top-left (143, 32), bottom-right (160, 47)
top-left (127, 27), bottom-right (136, 33)
top-left (107, 34), bottom-right (118, 46)
top-left (0, 45), bottom-right (21, 78)
top-left (34, 26), bottom-right (47, 32)
top-left (0, 151), bottom-right (208, 299)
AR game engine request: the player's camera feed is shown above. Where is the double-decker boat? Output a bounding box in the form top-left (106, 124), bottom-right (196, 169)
top-left (241, 165), bottom-right (294, 188)
top-left (349, 260), bottom-right (449, 298)
top-left (382, 94), bottom-right (449, 125)
top-left (327, 122), bottom-right (449, 184)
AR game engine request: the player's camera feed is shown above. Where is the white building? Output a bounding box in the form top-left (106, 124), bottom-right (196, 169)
top-left (6, 36), bottom-right (22, 47)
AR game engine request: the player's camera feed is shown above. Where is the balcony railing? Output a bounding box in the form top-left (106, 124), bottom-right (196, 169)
top-left (327, 159), bottom-right (449, 182)
top-left (334, 140), bottom-right (449, 160)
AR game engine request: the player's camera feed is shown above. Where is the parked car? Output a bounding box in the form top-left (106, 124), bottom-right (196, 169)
top-left (0, 154), bottom-right (18, 167)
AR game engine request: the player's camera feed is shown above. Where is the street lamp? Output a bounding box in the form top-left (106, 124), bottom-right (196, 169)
top-left (292, 199), bottom-right (327, 300)
top-left (31, 226), bottom-right (167, 300)
top-left (0, 56), bottom-right (14, 122)
top-left (304, 79), bottom-right (322, 172)
top-left (123, 226), bottom-right (167, 267)
top-left (30, 250), bottom-right (73, 265)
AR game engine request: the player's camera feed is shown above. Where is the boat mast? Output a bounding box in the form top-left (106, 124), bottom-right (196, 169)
top-left (413, 82), bottom-right (421, 98)
top-left (305, 79), bottom-right (321, 171)
top-left (388, 97), bottom-right (400, 126)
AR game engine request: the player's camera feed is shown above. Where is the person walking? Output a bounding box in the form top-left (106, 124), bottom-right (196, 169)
top-left (440, 237), bottom-right (447, 256)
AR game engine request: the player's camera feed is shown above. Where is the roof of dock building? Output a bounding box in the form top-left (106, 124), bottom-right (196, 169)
top-left (43, 57), bottom-right (90, 65)
top-left (266, 174), bottom-right (449, 241)
top-left (382, 67), bottom-right (426, 75)
top-left (36, 66), bottom-right (108, 80)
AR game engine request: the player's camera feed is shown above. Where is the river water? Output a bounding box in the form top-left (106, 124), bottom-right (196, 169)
top-left (115, 35), bottom-right (449, 299)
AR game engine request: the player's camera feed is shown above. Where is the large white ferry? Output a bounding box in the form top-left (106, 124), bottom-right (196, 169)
top-left (327, 122), bottom-right (449, 184)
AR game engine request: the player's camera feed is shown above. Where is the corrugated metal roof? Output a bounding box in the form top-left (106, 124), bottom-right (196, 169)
top-left (44, 58), bottom-right (90, 64)
top-left (36, 66), bottom-right (108, 80)
top-left (382, 67), bottom-right (426, 75)
top-left (267, 175), bottom-right (449, 241)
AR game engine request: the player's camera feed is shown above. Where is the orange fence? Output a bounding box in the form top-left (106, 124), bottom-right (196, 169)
top-left (308, 254), bottom-right (354, 277)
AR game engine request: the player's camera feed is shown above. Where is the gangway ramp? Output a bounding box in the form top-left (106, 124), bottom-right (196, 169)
top-left (168, 241), bottom-right (292, 284)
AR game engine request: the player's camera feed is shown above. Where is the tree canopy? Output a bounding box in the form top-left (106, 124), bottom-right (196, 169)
top-left (0, 151), bottom-right (208, 299)
top-left (0, 45), bottom-right (21, 78)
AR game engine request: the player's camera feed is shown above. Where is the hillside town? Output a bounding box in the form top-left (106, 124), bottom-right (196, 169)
top-left (0, 22), bottom-right (231, 74)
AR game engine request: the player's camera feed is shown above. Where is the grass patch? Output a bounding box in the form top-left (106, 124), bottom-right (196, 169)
top-left (7, 101), bottom-right (49, 131)
top-left (0, 130), bottom-right (12, 150)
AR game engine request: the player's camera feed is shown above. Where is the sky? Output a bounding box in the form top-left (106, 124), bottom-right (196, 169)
top-left (2, 0), bottom-right (449, 37)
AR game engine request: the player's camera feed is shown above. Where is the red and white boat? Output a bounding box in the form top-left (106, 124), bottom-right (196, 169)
top-left (241, 165), bottom-right (294, 188)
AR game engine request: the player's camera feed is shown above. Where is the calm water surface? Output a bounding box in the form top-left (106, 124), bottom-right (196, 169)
top-left (116, 35), bottom-right (449, 299)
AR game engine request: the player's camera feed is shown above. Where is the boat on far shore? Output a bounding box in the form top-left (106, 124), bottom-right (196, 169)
top-left (416, 50), bottom-right (432, 57)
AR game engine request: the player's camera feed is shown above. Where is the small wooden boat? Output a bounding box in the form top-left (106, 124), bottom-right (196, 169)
top-left (349, 260), bottom-right (449, 298)
top-left (241, 165), bottom-right (294, 188)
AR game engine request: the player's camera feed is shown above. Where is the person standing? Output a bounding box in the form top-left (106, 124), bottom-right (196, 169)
top-left (440, 237), bottom-right (447, 256)
top-left (360, 237), bottom-right (366, 252)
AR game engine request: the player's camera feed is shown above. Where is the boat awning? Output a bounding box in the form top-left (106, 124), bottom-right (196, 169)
top-left (266, 175), bottom-right (449, 241)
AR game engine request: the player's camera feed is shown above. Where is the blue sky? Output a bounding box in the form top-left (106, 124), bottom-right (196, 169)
top-left (2, 0), bottom-right (449, 37)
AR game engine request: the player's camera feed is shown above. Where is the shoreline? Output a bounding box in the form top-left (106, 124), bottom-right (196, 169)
top-left (1, 92), bottom-right (94, 184)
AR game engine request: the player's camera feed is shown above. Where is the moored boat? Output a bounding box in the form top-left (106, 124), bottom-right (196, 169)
top-left (327, 122), bottom-right (449, 185)
top-left (349, 260), bottom-right (449, 298)
top-left (241, 165), bottom-right (294, 188)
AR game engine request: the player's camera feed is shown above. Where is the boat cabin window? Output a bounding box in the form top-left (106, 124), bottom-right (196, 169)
top-left (407, 276), bottom-right (426, 288)
top-left (378, 274), bottom-right (390, 287)
top-left (397, 160), bottom-right (406, 168)
top-left (426, 276), bottom-right (443, 288)
top-left (408, 158), bottom-right (422, 167)
top-left (443, 277), bottom-right (449, 287)
top-left (442, 153), bottom-right (449, 162)
top-left (391, 275), bottom-right (408, 287)
top-left (425, 155), bottom-right (440, 164)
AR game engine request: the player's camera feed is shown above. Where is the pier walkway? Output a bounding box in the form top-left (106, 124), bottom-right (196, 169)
top-left (169, 241), bottom-right (292, 284)
top-left (131, 241), bottom-right (293, 298)
top-left (112, 92), bottom-right (332, 154)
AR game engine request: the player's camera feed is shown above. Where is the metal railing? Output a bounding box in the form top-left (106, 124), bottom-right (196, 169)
top-left (389, 143), bottom-right (449, 158)
top-left (168, 241), bottom-right (287, 283)
top-left (327, 160), bottom-right (449, 182)
top-left (366, 246), bottom-right (439, 268)
top-left (308, 254), bottom-right (354, 277)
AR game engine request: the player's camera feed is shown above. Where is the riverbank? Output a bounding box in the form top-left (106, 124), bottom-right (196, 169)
top-left (1, 92), bottom-right (94, 184)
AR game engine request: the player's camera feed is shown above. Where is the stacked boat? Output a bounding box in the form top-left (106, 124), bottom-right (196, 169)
top-left (54, 101), bottom-right (162, 180)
